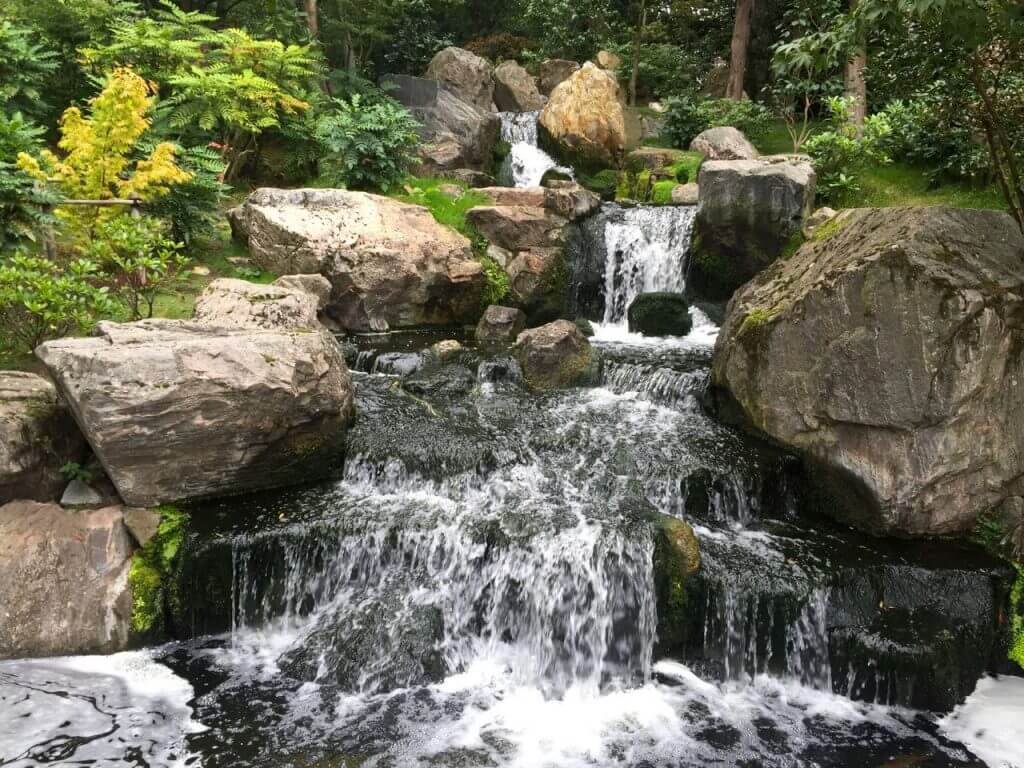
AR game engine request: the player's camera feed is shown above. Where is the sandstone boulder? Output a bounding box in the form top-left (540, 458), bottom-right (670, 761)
top-left (274, 274), bottom-right (333, 311)
top-left (690, 127), bottom-right (759, 161)
top-left (711, 207), bottom-right (1024, 537)
top-left (37, 320), bottom-right (356, 506)
top-left (539, 59), bottom-right (580, 95)
top-left (690, 158), bottom-right (816, 300)
top-left (476, 305), bottom-right (528, 344)
top-left (514, 320), bottom-right (600, 389)
top-left (0, 372), bottom-right (85, 504)
top-left (494, 60), bottom-right (545, 112)
top-left (425, 47), bottom-right (495, 112)
top-left (539, 62), bottom-right (626, 167)
top-left (672, 183), bottom-right (699, 205)
top-left (467, 205), bottom-right (568, 253)
top-left (596, 50), bottom-right (622, 70)
top-left (229, 188), bottom-right (486, 332)
top-left (0, 502), bottom-right (135, 658)
top-left (194, 278), bottom-right (320, 330)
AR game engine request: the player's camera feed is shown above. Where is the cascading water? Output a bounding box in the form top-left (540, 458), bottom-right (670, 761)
top-left (499, 111), bottom-right (573, 188)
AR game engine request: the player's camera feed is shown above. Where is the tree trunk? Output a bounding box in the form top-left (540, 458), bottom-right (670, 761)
top-left (303, 0), bottom-right (319, 38)
top-left (726, 0), bottom-right (754, 100)
top-left (844, 0), bottom-right (867, 136)
top-left (629, 0), bottom-right (647, 107)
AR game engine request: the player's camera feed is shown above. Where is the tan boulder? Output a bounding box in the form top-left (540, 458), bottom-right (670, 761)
top-left (425, 47), bottom-right (495, 112)
top-left (0, 502), bottom-right (135, 658)
top-left (514, 320), bottom-right (600, 389)
top-left (538, 59), bottom-right (580, 95)
top-left (193, 278), bottom-right (321, 330)
top-left (539, 62), bottom-right (626, 166)
top-left (494, 60), bottom-right (546, 112)
top-left (596, 50), bottom-right (622, 70)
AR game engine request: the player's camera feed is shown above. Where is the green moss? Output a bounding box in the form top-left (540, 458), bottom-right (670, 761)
top-left (664, 152), bottom-right (703, 185)
top-left (578, 169), bottom-right (619, 199)
top-left (651, 180), bottom-right (676, 205)
top-left (652, 516), bottom-right (701, 651)
top-left (738, 307), bottom-right (779, 337)
top-left (129, 506), bottom-right (189, 636)
top-left (780, 231), bottom-right (806, 260)
top-left (810, 215), bottom-right (848, 243)
top-left (1011, 565), bottom-right (1024, 671)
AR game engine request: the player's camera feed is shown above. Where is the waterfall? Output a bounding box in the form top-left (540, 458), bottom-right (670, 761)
top-left (499, 111), bottom-right (574, 188)
top-left (601, 205), bottom-right (697, 325)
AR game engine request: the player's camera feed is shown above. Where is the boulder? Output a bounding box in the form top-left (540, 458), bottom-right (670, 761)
top-left (467, 205), bottom-right (567, 253)
top-left (441, 168), bottom-right (496, 187)
top-left (672, 183), bottom-right (699, 205)
top-left (228, 188), bottom-right (486, 332)
top-left (690, 127), bottom-right (759, 161)
top-left (539, 59), bottom-right (580, 96)
top-left (710, 207), bottom-right (1024, 537)
top-left (689, 158), bottom-right (816, 300)
top-left (625, 147), bottom-right (690, 176)
top-left (505, 249), bottom-right (565, 320)
top-left (476, 305), bottom-right (527, 344)
top-left (804, 206), bottom-right (838, 238)
top-left (193, 278), bottom-right (321, 330)
top-left (539, 62), bottom-right (626, 167)
top-left (274, 274), bottom-right (333, 311)
top-left (514, 320), bottom-right (600, 389)
top-left (478, 184), bottom-right (600, 221)
top-left (425, 47), bottom-right (495, 112)
top-left (596, 50), bottom-right (622, 70)
top-left (0, 372), bottom-right (85, 504)
top-left (0, 502), bottom-right (135, 658)
top-left (385, 75), bottom-right (499, 173)
top-left (494, 60), bottom-right (546, 112)
top-left (627, 293), bottom-right (693, 337)
top-left (37, 320), bottom-right (356, 507)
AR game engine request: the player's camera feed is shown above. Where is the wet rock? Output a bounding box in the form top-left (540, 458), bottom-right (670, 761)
top-left (228, 188), bottom-right (485, 332)
top-left (627, 293), bottom-right (693, 337)
top-left (690, 127), bottom-right (759, 161)
top-left (441, 168), bottom-right (496, 187)
top-left (539, 62), bottom-right (626, 167)
top-left (538, 59), bottom-right (579, 95)
top-left (193, 278), bottom-right (321, 330)
top-left (37, 320), bottom-right (355, 506)
top-left (494, 60), bottom-right (545, 112)
top-left (430, 339), bottom-right (465, 361)
top-left (514, 320), bottom-right (600, 389)
top-left (690, 158), bottom-right (816, 300)
top-left (653, 515), bottom-right (702, 651)
top-left (476, 305), bottom-right (527, 344)
top-left (425, 47), bottom-right (495, 112)
top-left (273, 273), bottom-right (332, 311)
top-left (124, 506), bottom-right (161, 547)
top-left (625, 147), bottom-right (689, 176)
top-left (711, 207), bottom-right (1024, 537)
top-left (0, 501), bottom-right (135, 658)
top-left (0, 372), bottom-right (86, 504)
top-left (574, 318), bottom-right (595, 337)
top-left (468, 205), bottom-right (567, 253)
top-left (403, 364), bottom-right (477, 400)
top-left (672, 183), bottom-right (699, 205)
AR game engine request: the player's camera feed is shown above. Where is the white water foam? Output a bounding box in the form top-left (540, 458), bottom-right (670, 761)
top-left (940, 675), bottom-right (1024, 767)
top-left (499, 111), bottom-right (573, 188)
top-left (0, 650), bottom-right (204, 766)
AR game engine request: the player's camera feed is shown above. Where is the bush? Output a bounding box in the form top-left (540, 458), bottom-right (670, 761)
top-left (663, 96), bottom-right (773, 148)
top-left (315, 95), bottom-right (421, 193)
top-left (0, 252), bottom-right (115, 357)
top-left (0, 111), bottom-right (59, 247)
top-left (142, 143), bottom-right (227, 244)
top-left (464, 34), bottom-right (532, 63)
top-left (0, 20), bottom-right (59, 122)
top-left (804, 97), bottom-right (891, 203)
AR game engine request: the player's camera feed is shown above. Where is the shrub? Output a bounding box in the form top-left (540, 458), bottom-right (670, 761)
top-left (464, 34), bottom-right (532, 63)
top-left (804, 97), bottom-right (891, 203)
top-left (142, 143), bottom-right (227, 244)
top-left (663, 96), bottom-right (773, 148)
top-left (315, 95), bottom-right (421, 193)
top-left (0, 21), bottom-right (59, 122)
top-left (0, 111), bottom-right (60, 247)
top-left (0, 252), bottom-right (115, 357)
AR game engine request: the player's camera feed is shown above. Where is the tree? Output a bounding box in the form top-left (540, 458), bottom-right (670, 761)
top-left (629, 0), bottom-right (648, 107)
top-left (726, 0), bottom-right (755, 99)
top-left (844, 0), bottom-right (867, 135)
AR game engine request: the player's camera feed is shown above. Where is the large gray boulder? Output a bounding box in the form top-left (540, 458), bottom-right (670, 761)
top-left (690, 126), bottom-right (759, 161)
top-left (689, 158), bottom-right (816, 300)
top-left (228, 188), bottom-right (486, 332)
top-left (425, 47), bottom-right (495, 112)
top-left (494, 60), bottom-right (545, 112)
top-left (193, 278), bottom-right (321, 330)
top-left (0, 372), bottom-right (85, 503)
top-left (538, 59), bottom-right (580, 96)
top-left (37, 320), bottom-right (356, 507)
top-left (711, 207), bottom-right (1024, 537)
top-left (385, 75), bottom-right (499, 173)
top-left (514, 320), bottom-right (600, 389)
top-left (0, 501), bottom-right (135, 658)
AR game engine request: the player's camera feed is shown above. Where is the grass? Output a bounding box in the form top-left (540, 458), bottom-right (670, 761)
top-left (390, 177), bottom-right (490, 240)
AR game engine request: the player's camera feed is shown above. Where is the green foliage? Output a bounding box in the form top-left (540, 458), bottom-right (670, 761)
top-left (392, 177), bottom-right (489, 238)
top-left (60, 461), bottom-right (94, 484)
top-left (0, 252), bottom-right (115, 357)
top-left (0, 21), bottom-right (59, 121)
top-left (130, 505), bottom-right (189, 636)
top-left (0, 112), bottom-right (60, 247)
top-left (1012, 566), bottom-right (1024, 671)
top-left (804, 97), bottom-right (891, 203)
top-left (463, 33), bottom-right (531, 63)
top-left (315, 95), bottom-right (421, 192)
top-left (663, 96), bottom-right (773, 148)
top-left (381, 0), bottom-right (457, 73)
top-left (578, 168), bottom-right (620, 199)
top-left (651, 180), bottom-right (676, 205)
top-left (480, 252), bottom-right (510, 307)
top-left (142, 143), bottom-right (227, 243)
top-left (514, 0), bottom-right (620, 61)
top-left (87, 216), bottom-right (188, 320)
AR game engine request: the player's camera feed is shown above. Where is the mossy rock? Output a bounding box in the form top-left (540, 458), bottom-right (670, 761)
top-left (652, 515), bottom-right (701, 651)
top-left (627, 293), bottom-right (693, 337)
top-left (578, 168), bottom-right (620, 200)
top-left (129, 506), bottom-right (190, 640)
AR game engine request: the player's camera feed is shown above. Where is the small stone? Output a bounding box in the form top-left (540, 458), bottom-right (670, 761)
top-left (671, 183), bottom-right (699, 205)
top-left (124, 507), bottom-right (161, 547)
top-left (690, 126), bottom-right (759, 161)
top-left (191, 265), bottom-right (211, 276)
top-left (804, 206), bottom-right (838, 237)
top-left (431, 339), bottom-right (464, 361)
top-left (60, 478), bottom-right (103, 507)
top-left (476, 305), bottom-right (527, 344)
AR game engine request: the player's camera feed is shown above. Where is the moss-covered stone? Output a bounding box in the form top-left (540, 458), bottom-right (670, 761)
top-left (1011, 566), bottom-right (1024, 670)
top-left (652, 515), bottom-right (701, 651)
top-left (129, 506), bottom-right (189, 637)
top-left (627, 293), bottom-right (693, 337)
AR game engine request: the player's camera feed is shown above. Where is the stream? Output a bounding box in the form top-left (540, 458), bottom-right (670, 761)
top-left (1, 194), bottom-right (1021, 768)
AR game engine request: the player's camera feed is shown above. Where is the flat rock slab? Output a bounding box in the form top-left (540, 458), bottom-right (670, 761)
top-left (37, 320), bottom-right (355, 507)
